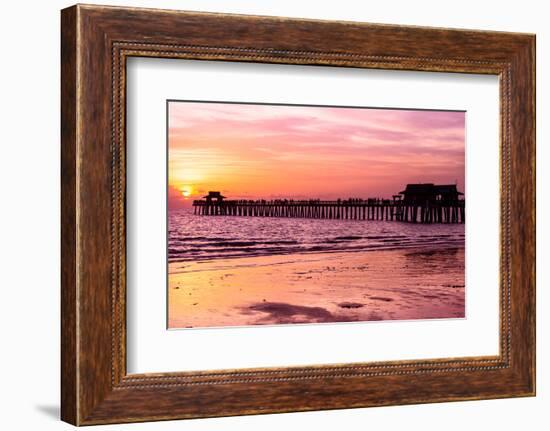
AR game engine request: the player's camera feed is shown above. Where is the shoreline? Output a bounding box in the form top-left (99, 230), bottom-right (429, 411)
top-left (168, 244), bottom-right (465, 329)
top-left (168, 242), bottom-right (465, 268)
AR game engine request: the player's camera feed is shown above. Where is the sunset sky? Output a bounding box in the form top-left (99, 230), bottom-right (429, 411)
top-left (168, 101), bottom-right (465, 208)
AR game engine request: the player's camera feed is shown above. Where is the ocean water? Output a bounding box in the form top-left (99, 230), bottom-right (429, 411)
top-left (168, 208), bottom-right (465, 263)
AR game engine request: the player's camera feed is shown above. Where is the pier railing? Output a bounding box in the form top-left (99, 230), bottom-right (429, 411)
top-left (192, 199), bottom-right (465, 223)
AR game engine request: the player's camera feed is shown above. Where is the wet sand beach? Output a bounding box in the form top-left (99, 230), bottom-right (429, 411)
top-left (168, 246), bottom-right (465, 329)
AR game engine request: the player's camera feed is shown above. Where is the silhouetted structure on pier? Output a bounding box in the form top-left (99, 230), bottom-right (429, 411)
top-left (192, 185), bottom-right (465, 224)
top-left (203, 191), bottom-right (225, 203)
top-left (399, 183), bottom-right (463, 205)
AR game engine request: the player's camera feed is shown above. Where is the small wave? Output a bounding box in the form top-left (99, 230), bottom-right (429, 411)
top-left (332, 235), bottom-right (363, 241)
top-left (364, 235), bottom-right (407, 240)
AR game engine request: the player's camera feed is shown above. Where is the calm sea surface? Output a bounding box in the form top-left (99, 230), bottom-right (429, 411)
top-left (168, 208), bottom-right (465, 263)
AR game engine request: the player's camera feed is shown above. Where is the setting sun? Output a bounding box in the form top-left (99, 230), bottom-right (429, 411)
top-left (180, 185), bottom-right (193, 198)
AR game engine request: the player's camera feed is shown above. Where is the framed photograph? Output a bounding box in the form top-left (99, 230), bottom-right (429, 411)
top-left (165, 100), bottom-right (467, 330)
top-left (61, 4), bottom-right (535, 425)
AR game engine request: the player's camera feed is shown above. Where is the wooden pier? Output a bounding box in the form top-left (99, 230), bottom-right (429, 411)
top-left (192, 189), bottom-right (465, 224)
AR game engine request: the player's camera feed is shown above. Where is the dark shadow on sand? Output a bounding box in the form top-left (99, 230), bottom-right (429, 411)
top-left (243, 301), bottom-right (361, 324)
